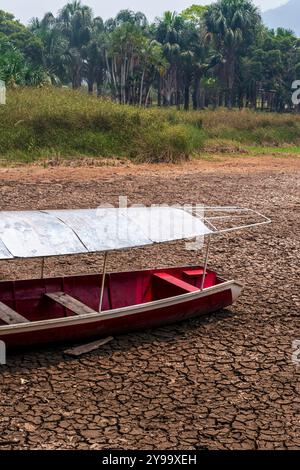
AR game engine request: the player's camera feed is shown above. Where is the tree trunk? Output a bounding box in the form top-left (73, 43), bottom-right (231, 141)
top-left (184, 85), bottom-right (190, 111)
top-left (176, 68), bottom-right (181, 110)
top-left (121, 62), bottom-right (126, 104)
top-left (139, 69), bottom-right (145, 107)
top-left (72, 68), bottom-right (81, 89)
top-left (72, 74), bottom-right (81, 90)
top-left (145, 86), bottom-right (152, 107)
top-left (192, 75), bottom-right (201, 110)
top-left (88, 77), bottom-right (94, 94)
top-left (226, 55), bottom-right (235, 109)
top-left (157, 76), bottom-right (161, 107)
top-left (226, 88), bottom-right (233, 109)
top-left (200, 89), bottom-right (205, 109)
top-left (96, 71), bottom-right (103, 97)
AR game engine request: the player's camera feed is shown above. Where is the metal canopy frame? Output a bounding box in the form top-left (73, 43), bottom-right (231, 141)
top-left (185, 206), bottom-right (271, 234)
top-left (190, 206), bottom-right (271, 290)
top-left (0, 206), bottom-right (271, 262)
top-left (0, 206), bottom-right (271, 301)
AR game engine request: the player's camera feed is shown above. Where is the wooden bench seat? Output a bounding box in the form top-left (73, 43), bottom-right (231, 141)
top-left (182, 269), bottom-right (204, 278)
top-left (45, 292), bottom-right (97, 316)
top-left (153, 273), bottom-right (199, 293)
top-left (0, 301), bottom-right (29, 325)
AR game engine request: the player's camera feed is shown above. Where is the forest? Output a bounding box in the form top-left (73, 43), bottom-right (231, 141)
top-left (0, 0), bottom-right (300, 112)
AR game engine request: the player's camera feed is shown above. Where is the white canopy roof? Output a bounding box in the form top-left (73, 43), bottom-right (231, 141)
top-left (0, 207), bottom-right (211, 260)
top-left (0, 206), bottom-right (271, 260)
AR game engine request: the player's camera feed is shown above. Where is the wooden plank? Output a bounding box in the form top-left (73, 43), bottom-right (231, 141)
top-left (64, 336), bottom-right (114, 357)
top-left (0, 301), bottom-right (29, 325)
top-left (45, 292), bottom-right (97, 316)
top-left (153, 273), bottom-right (199, 293)
top-left (183, 269), bottom-right (204, 278)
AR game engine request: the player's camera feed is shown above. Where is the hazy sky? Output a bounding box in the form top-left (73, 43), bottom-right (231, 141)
top-left (0, 0), bottom-right (289, 24)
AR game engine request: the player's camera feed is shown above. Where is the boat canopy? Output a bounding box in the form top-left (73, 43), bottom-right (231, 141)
top-left (0, 206), bottom-right (271, 260)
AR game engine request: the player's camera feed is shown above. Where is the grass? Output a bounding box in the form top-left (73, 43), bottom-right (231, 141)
top-left (0, 87), bottom-right (300, 163)
top-left (246, 145), bottom-right (300, 156)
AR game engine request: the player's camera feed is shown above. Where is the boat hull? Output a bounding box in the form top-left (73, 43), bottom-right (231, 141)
top-left (0, 277), bottom-right (242, 349)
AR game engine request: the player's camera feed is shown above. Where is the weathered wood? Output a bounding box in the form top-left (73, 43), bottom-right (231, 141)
top-left (153, 273), bottom-right (199, 293)
top-left (45, 292), bottom-right (97, 316)
top-left (64, 336), bottom-right (114, 357)
top-left (183, 269), bottom-right (204, 278)
top-left (0, 301), bottom-right (28, 325)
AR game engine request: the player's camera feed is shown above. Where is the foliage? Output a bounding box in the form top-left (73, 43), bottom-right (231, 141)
top-left (0, 1), bottom-right (300, 111)
top-left (1, 88), bottom-right (300, 164)
top-left (0, 36), bottom-right (46, 86)
top-left (0, 88), bottom-right (205, 162)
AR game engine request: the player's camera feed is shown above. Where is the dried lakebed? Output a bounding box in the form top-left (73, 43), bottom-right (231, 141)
top-left (0, 156), bottom-right (299, 450)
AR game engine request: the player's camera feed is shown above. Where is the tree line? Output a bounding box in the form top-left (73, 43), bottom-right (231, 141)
top-left (1, 0), bottom-right (300, 112)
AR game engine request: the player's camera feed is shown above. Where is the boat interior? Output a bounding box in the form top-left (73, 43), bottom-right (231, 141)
top-left (0, 266), bottom-right (222, 326)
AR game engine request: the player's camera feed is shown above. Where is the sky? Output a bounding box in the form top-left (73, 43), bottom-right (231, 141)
top-left (0, 0), bottom-right (289, 25)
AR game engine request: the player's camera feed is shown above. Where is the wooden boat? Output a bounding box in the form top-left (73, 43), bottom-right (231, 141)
top-left (0, 206), bottom-right (270, 349)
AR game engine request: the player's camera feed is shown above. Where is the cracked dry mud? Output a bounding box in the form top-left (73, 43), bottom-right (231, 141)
top-left (0, 156), bottom-right (299, 450)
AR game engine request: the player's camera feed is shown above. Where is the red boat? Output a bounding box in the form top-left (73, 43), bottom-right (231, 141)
top-left (0, 206), bottom-right (270, 349)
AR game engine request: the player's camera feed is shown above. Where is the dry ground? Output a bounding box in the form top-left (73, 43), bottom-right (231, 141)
top-left (0, 155), bottom-right (299, 450)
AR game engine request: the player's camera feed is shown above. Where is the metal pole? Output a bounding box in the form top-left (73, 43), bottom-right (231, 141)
top-left (200, 236), bottom-right (211, 291)
top-left (99, 252), bottom-right (108, 313)
top-left (41, 257), bottom-right (45, 279)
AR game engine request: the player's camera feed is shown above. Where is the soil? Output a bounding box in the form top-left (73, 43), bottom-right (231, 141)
top-left (0, 154), bottom-right (299, 450)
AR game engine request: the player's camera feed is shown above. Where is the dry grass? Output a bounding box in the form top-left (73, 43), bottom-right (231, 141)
top-left (1, 87), bottom-right (300, 163)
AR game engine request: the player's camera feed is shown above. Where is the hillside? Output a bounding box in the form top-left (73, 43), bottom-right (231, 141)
top-left (263, 0), bottom-right (300, 37)
top-left (1, 88), bottom-right (300, 164)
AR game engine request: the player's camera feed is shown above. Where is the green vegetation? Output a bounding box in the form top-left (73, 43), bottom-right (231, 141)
top-left (0, 88), bottom-right (204, 162)
top-left (0, 0), bottom-right (300, 111)
top-left (0, 11), bottom-right (45, 85)
top-left (1, 88), bottom-right (300, 163)
top-left (246, 145), bottom-right (300, 156)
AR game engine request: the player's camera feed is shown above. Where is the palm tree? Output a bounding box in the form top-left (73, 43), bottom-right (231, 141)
top-left (106, 22), bottom-right (145, 104)
top-left (58, 1), bottom-right (93, 88)
top-left (204, 0), bottom-right (261, 107)
top-left (192, 29), bottom-right (222, 110)
top-left (114, 10), bottom-right (148, 29)
top-left (104, 10), bottom-right (155, 104)
top-left (156, 12), bottom-right (186, 107)
top-left (138, 39), bottom-right (166, 106)
top-left (29, 13), bottom-right (68, 84)
top-left (82, 17), bottom-right (106, 94)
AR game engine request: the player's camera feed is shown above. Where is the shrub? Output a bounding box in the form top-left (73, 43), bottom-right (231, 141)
top-left (1, 87), bottom-right (300, 163)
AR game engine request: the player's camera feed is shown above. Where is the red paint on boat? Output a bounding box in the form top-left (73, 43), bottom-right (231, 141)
top-left (0, 266), bottom-right (241, 349)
